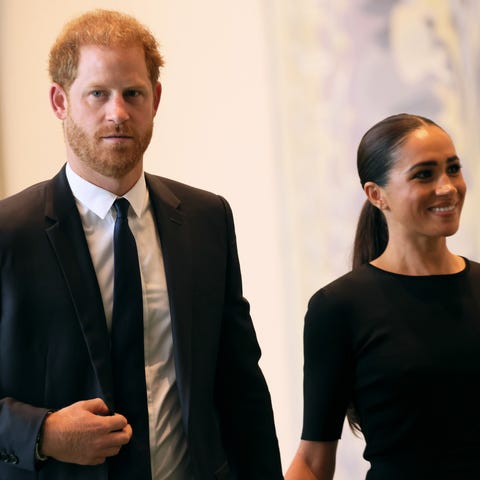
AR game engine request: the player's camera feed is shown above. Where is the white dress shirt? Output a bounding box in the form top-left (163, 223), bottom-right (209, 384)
top-left (66, 164), bottom-right (192, 480)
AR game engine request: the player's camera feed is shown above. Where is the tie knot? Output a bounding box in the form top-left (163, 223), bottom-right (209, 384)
top-left (114, 198), bottom-right (130, 219)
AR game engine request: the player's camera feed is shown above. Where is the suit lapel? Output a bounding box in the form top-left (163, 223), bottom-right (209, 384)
top-left (44, 167), bottom-right (115, 410)
top-left (42, 169), bottom-right (194, 418)
top-left (146, 174), bottom-right (193, 425)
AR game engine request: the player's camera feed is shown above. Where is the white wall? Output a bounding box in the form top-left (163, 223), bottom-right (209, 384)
top-left (0, 0), bottom-right (296, 469)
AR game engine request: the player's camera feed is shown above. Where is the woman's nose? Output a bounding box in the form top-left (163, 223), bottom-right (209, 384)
top-left (436, 179), bottom-right (456, 196)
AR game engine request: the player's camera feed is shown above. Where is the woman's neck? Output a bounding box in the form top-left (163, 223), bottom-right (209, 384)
top-left (371, 238), bottom-right (464, 276)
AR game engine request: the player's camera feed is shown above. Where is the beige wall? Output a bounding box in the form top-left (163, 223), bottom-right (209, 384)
top-left (3, 1), bottom-right (479, 477)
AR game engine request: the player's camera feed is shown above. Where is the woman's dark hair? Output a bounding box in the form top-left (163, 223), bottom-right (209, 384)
top-left (352, 113), bottom-right (441, 269)
top-left (348, 113), bottom-right (442, 435)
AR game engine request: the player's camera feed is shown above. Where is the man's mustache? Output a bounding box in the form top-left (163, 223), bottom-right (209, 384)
top-left (97, 127), bottom-right (134, 138)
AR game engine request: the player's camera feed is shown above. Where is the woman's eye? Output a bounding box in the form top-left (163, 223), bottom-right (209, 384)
top-left (447, 164), bottom-right (462, 174)
top-left (414, 170), bottom-right (432, 180)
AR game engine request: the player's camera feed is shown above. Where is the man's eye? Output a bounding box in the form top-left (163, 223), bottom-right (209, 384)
top-left (125, 90), bottom-right (140, 98)
top-left (91, 90), bottom-right (104, 98)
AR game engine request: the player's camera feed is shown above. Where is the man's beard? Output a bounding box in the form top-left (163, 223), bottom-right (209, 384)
top-left (65, 114), bottom-right (153, 179)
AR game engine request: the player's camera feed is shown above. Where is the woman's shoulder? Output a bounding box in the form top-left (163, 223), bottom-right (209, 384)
top-left (310, 264), bottom-right (379, 299)
top-left (465, 257), bottom-right (480, 274)
top-left (306, 264), bottom-right (381, 317)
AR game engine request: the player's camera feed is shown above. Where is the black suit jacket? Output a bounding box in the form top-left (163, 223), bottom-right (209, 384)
top-left (0, 166), bottom-right (283, 479)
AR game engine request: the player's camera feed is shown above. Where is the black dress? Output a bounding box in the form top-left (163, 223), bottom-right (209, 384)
top-left (301, 259), bottom-right (480, 479)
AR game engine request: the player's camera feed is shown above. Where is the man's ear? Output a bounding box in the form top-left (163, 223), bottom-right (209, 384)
top-left (50, 83), bottom-right (68, 120)
top-left (153, 82), bottom-right (162, 115)
top-left (364, 181), bottom-right (388, 210)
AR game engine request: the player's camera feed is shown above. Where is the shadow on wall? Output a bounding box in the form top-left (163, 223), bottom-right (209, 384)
top-left (0, 92), bottom-right (4, 199)
top-left (0, 3), bottom-right (4, 200)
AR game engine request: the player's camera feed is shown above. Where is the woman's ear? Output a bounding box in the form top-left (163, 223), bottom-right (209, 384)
top-left (364, 181), bottom-right (388, 210)
top-left (50, 83), bottom-right (68, 120)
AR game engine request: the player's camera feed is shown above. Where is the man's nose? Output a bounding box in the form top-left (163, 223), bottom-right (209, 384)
top-left (107, 95), bottom-right (129, 124)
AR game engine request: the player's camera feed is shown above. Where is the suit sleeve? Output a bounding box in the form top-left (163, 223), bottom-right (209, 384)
top-left (0, 199), bottom-right (51, 472)
top-left (213, 196), bottom-right (283, 479)
top-left (0, 398), bottom-right (49, 471)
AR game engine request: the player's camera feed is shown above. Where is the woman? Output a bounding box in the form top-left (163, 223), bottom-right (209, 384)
top-left (286, 114), bottom-right (480, 479)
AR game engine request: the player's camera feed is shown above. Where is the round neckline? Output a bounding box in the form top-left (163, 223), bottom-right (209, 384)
top-left (366, 257), bottom-right (469, 279)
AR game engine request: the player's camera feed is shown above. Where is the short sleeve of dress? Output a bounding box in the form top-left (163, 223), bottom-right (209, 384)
top-left (301, 284), bottom-right (354, 441)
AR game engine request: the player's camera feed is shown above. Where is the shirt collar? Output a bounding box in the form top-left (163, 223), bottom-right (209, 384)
top-left (65, 163), bottom-right (148, 219)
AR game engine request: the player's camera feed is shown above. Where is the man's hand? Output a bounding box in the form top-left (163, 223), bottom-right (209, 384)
top-left (40, 398), bottom-right (132, 465)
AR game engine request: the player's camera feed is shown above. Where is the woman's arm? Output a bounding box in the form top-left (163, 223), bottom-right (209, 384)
top-left (285, 440), bottom-right (337, 480)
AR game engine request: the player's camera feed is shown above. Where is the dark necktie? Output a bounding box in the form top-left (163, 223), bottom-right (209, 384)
top-left (108, 198), bottom-right (151, 479)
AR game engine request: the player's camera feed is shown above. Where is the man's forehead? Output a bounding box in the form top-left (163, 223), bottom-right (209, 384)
top-left (71, 45), bottom-right (151, 89)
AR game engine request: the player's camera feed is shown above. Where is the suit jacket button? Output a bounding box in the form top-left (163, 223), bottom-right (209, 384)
top-left (8, 454), bottom-right (19, 464)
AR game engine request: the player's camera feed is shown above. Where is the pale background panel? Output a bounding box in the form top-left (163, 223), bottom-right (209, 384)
top-left (265, 1), bottom-right (480, 478)
top-left (1, 1), bottom-right (480, 478)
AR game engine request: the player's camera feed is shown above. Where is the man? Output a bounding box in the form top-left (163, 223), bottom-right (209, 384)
top-left (0, 9), bottom-right (283, 480)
